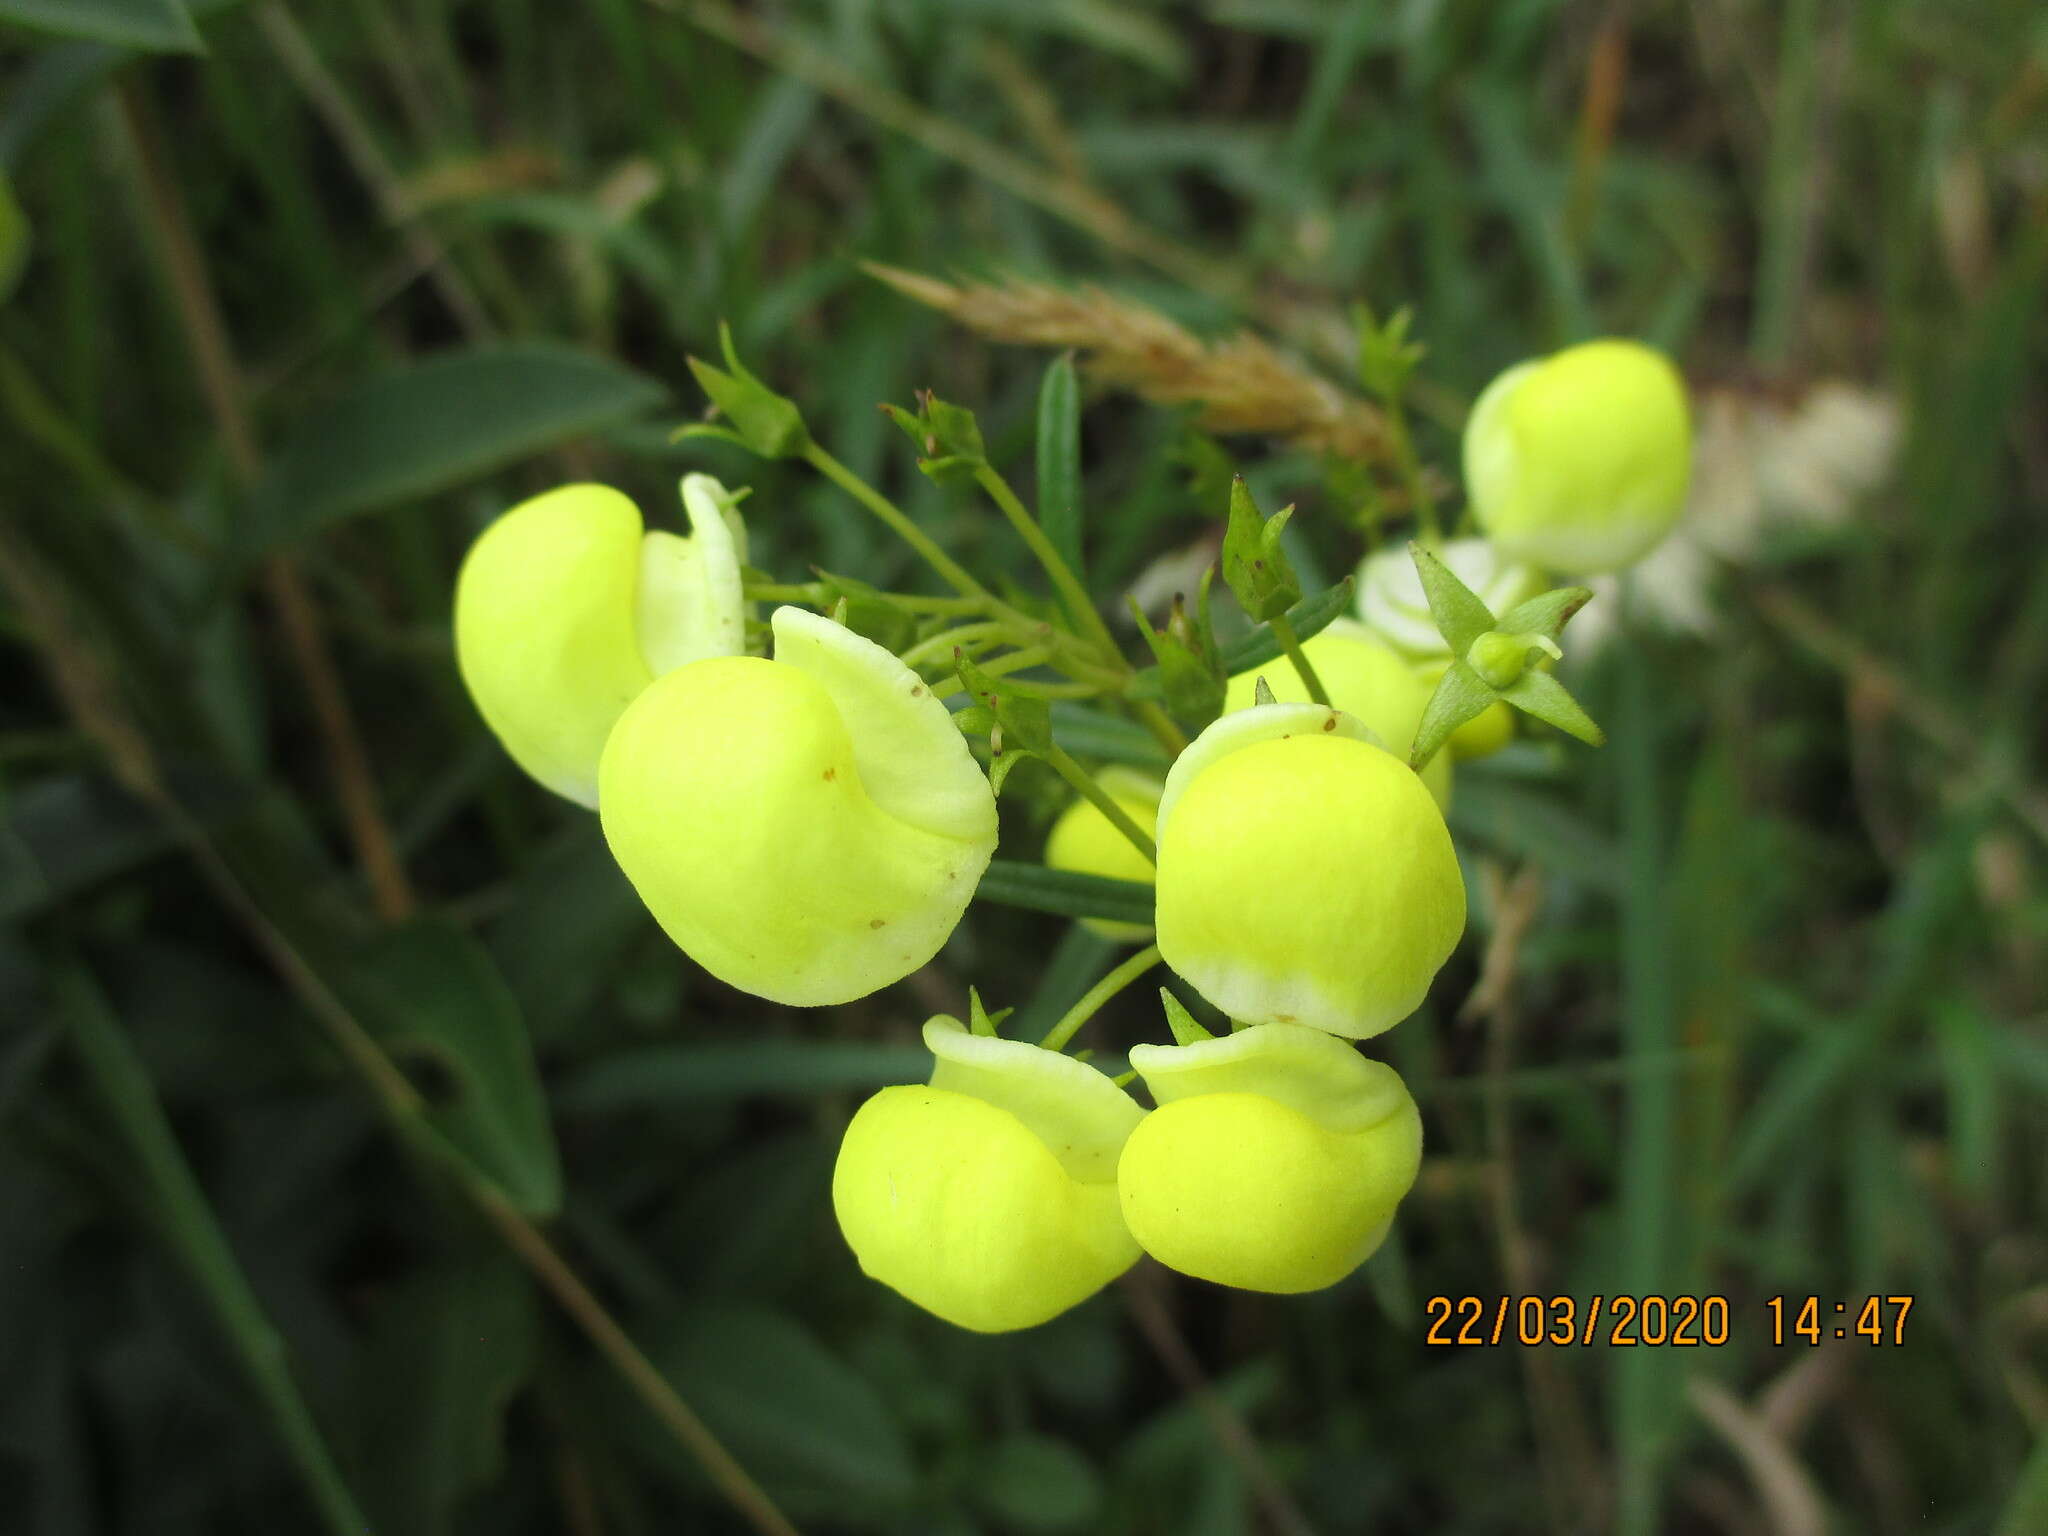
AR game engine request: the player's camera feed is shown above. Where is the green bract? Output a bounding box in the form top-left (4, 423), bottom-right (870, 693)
top-left (597, 606), bottom-right (998, 1006)
top-left (833, 1016), bottom-right (1145, 1332)
top-left (1119, 1023), bottom-right (1422, 1293)
top-left (1154, 704), bottom-right (1465, 1038)
top-left (1463, 338), bottom-right (1692, 574)
top-left (453, 476), bottom-right (749, 806)
top-left (1043, 768), bottom-right (1163, 942)
top-left (1221, 618), bottom-right (1450, 808)
top-left (1356, 536), bottom-right (1541, 658)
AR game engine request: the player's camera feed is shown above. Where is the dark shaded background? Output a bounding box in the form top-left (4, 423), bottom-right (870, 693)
top-left (2, 1), bottom-right (2044, 1533)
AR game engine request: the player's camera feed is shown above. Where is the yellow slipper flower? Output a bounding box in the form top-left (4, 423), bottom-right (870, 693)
top-left (833, 1015), bottom-right (1145, 1332)
top-left (454, 474), bottom-right (749, 806)
top-left (1119, 1022), bottom-right (1422, 1294)
top-left (1043, 768), bottom-right (1163, 943)
top-left (1221, 618), bottom-right (1451, 808)
top-left (1464, 338), bottom-right (1693, 574)
top-left (597, 605), bottom-right (998, 1006)
top-left (1153, 704), bottom-right (1465, 1037)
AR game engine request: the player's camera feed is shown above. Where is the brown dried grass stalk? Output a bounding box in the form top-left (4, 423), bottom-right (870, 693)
top-left (867, 263), bottom-right (1389, 465)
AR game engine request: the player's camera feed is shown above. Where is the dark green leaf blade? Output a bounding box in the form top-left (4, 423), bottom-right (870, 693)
top-left (975, 860), bottom-right (1154, 927)
top-left (0, 0), bottom-right (202, 52)
top-left (1037, 353), bottom-right (1084, 586)
top-left (56, 967), bottom-right (369, 1535)
top-left (343, 921), bottom-right (563, 1216)
top-left (247, 344), bottom-right (667, 553)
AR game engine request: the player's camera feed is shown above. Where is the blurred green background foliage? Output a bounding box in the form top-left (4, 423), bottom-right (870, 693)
top-left (1, 1), bottom-right (2045, 1533)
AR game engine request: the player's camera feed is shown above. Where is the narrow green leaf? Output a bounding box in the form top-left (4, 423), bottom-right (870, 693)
top-left (1220, 476), bottom-right (1301, 621)
top-left (1408, 542), bottom-right (1496, 653)
top-left (246, 344), bottom-right (667, 552)
top-left (560, 1041), bottom-right (930, 1113)
top-left (343, 921), bottom-right (562, 1216)
top-left (1045, 703), bottom-right (1172, 770)
top-left (356, 1253), bottom-right (538, 1536)
top-left (0, 0), bottom-right (202, 52)
top-left (0, 172), bottom-right (27, 302)
top-left (974, 860), bottom-right (1155, 927)
top-left (56, 967), bottom-right (369, 1536)
top-left (1037, 353), bottom-right (1084, 585)
top-left (635, 1303), bottom-right (916, 1506)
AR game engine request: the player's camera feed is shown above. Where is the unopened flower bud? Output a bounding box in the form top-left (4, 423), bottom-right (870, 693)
top-left (1464, 339), bottom-right (1692, 573)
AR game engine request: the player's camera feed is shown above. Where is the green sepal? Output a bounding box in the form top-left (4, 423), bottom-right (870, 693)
top-left (1498, 667), bottom-right (1607, 747)
top-left (1495, 585), bottom-right (1595, 645)
top-left (1159, 988), bottom-right (1216, 1046)
top-left (1354, 301), bottom-right (1426, 404)
top-left (1221, 476), bottom-right (1303, 622)
top-left (809, 568), bottom-right (919, 652)
top-left (1126, 576), bottom-right (1354, 701)
top-left (1408, 541), bottom-right (1495, 654)
top-left (967, 987), bottom-right (1014, 1039)
top-left (954, 652), bottom-right (1054, 756)
top-left (684, 321), bottom-right (810, 459)
top-left (1126, 571), bottom-right (1225, 733)
top-left (885, 390), bottom-right (988, 486)
top-left (987, 740), bottom-right (1035, 797)
top-left (952, 704), bottom-right (999, 738)
top-left (1408, 660), bottom-right (1500, 769)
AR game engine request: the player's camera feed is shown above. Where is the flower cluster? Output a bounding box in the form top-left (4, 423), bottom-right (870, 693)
top-left (452, 326), bottom-right (1689, 1333)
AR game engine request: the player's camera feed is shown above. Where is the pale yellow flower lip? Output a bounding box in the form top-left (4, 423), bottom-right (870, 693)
top-left (596, 606), bottom-right (997, 1007)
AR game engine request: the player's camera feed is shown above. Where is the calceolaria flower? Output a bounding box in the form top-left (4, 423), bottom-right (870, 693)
top-left (1357, 536), bottom-right (1541, 659)
top-left (454, 475), bottom-right (749, 806)
top-left (1221, 618), bottom-right (1450, 807)
top-left (1463, 338), bottom-right (1693, 574)
top-left (1119, 1021), bottom-right (1422, 1293)
top-left (598, 605), bottom-right (998, 1006)
top-left (1043, 768), bottom-right (1164, 942)
top-left (833, 1015), bottom-right (1145, 1332)
top-left (1153, 703), bottom-right (1465, 1038)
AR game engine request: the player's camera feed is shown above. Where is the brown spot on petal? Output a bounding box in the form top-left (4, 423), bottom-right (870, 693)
top-left (911, 685), bottom-right (925, 697)
top-left (823, 767), bottom-right (838, 780)
top-left (1322, 716), bottom-right (1336, 731)
top-left (1276, 1013), bottom-right (1297, 1023)
top-left (869, 918), bottom-right (886, 929)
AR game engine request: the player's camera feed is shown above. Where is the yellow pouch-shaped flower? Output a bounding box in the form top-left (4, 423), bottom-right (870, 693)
top-left (1044, 768), bottom-right (1163, 943)
top-left (1464, 339), bottom-right (1692, 574)
top-left (833, 1016), bottom-right (1145, 1332)
top-left (1154, 704), bottom-right (1464, 1037)
top-left (454, 475), bottom-right (749, 806)
top-left (1356, 537), bottom-right (1541, 659)
top-left (598, 606), bottom-right (998, 1006)
top-left (1221, 618), bottom-right (1450, 808)
top-left (1119, 1022), bottom-right (1421, 1294)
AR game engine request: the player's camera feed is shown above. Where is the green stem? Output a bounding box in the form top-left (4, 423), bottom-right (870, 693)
top-left (1042, 744), bottom-right (1157, 864)
top-left (1040, 944), bottom-right (1163, 1052)
top-left (973, 462), bottom-right (1120, 658)
top-left (803, 442), bottom-right (990, 601)
top-left (899, 621), bottom-right (1006, 670)
top-left (1132, 699), bottom-right (1190, 756)
top-left (1267, 614), bottom-right (1330, 706)
top-left (1382, 391), bottom-right (1439, 542)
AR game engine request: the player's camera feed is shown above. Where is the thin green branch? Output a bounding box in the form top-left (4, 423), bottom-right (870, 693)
top-left (1042, 744), bottom-right (1157, 864)
top-left (1267, 614), bottom-right (1330, 706)
top-left (802, 441), bottom-right (990, 601)
top-left (972, 462), bottom-right (1120, 658)
top-left (1040, 944), bottom-right (1163, 1052)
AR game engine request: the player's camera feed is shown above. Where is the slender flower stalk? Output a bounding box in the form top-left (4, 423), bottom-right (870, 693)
top-left (1040, 944), bottom-right (1164, 1052)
